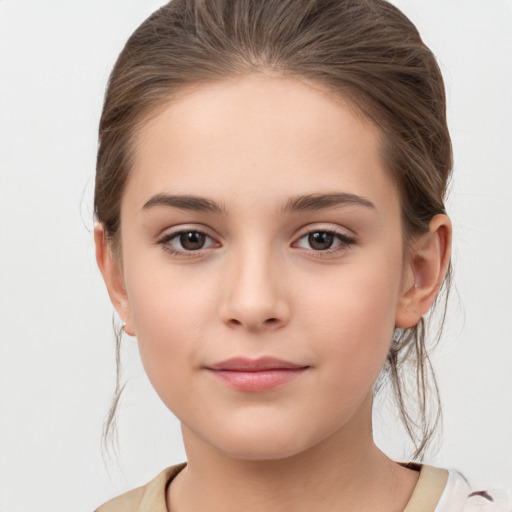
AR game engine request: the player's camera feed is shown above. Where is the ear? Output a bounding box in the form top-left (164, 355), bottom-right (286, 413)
top-left (395, 214), bottom-right (452, 329)
top-left (94, 223), bottom-right (135, 336)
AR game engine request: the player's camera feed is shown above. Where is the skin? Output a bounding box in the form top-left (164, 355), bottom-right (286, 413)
top-left (96, 74), bottom-right (451, 512)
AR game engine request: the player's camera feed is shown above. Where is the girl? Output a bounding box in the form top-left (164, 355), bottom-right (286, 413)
top-left (91, 1), bottom-right (509, 511)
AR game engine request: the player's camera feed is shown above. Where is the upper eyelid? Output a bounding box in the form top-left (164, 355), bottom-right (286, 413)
top-left (293, 230), bottom-right (355, 249)
top-left (159, 230), bottom-right (218, 245)
top-left (294, 223), bottom-right (356, 239)
top-left (156, 223), bottom-right (355, 241)
top-left (157, 224), bottom-right (217, 240)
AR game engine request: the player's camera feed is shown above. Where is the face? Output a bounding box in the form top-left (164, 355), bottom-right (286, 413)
top-left (107, 75), bottom-right (417, 460)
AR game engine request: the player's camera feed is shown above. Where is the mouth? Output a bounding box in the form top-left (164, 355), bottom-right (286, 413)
top-left (205, 357), bottom-right (310, 392)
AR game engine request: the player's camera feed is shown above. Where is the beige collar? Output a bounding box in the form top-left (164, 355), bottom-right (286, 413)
top-left (403, 464), bottom-right (449, 512)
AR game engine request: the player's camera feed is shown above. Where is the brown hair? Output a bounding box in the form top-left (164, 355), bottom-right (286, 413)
top-left (95, 0), bottom-right (452, 459)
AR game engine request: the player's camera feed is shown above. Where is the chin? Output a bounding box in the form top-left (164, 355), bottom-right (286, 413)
top-left (221, 440), bottom-right (308, 461)
top-left (195, 417), bottom-right (334, 462)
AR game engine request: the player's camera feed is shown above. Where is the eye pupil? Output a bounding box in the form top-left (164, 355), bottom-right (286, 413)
top-left (308, 232), bottom-right (334, 250)
top-left (180, 231), bottom-right (206, 250)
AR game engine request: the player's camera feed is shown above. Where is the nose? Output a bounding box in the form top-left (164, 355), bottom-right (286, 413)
top-left (219, 245), bottom-right (290, 332)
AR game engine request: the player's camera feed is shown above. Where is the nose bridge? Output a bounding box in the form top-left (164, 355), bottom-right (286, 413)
top-left (220, 236), bottom-right (289, 330)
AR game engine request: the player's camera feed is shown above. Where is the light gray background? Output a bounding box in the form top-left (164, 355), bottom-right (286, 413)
top-left (1, 1), bottom-right (511, 510)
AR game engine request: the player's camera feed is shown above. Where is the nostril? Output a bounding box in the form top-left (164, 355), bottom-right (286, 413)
top-left (226, 317), bottom-right (279, 328)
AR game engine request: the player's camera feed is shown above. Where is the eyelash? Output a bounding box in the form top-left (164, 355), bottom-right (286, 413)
top-left (294, 230), bottom-right (356, 257)
top-left (157, 228), bottom-right (356, 258)
top-left (157, 229), bottom-right (218, 257)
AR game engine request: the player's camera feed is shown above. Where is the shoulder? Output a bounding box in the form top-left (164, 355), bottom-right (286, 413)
top-left (403, 464), bottom-right (510, 512)
top-left (436, 469), bottom-right (511, 512)
top-left (94, 463), bottom-right (187, 512)
top-left (94, 484), bottom-right (146, 512)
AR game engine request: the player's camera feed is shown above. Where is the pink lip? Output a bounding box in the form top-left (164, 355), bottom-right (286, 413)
top-left (205, 357), bottom-right (309, 392)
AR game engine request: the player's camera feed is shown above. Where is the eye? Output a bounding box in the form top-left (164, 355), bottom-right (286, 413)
top-left (294, 230), bottom-right (355, 253)
top-left (158, 229), bottom-right (218, 254)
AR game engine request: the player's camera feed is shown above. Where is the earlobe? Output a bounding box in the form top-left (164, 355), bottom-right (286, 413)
top-left (395, 214), bottom-right (452, 329)
top-left (94, 223), bottom-right (135, 336)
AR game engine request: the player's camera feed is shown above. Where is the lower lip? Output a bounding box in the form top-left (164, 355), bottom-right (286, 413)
top-left (206, 368), bottom-right (308, 392)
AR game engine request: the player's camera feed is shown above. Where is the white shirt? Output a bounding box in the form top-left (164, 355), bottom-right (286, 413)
top-left (436, 471), bottom-right (511, 512)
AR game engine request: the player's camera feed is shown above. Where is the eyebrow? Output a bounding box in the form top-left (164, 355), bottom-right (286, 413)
top-left (142, 192), bottom-right (375, 215)
top-left (143, 194), bottom-right (227, 214)
top-left (281, 193), bottom-right (375, 213)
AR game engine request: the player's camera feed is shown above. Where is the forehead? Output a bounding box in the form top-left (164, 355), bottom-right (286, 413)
top-left (126, 74), bottom-right (399, 216)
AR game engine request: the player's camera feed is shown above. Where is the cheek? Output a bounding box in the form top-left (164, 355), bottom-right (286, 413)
top-left (299, 254), bottom-right (402, 388)
top-left (123, 261), bottom-right (218, 395)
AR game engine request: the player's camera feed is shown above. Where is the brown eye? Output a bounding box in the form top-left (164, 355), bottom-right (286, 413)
top-left (159, 229), bottom-right (218, 254)
top-left (294, 229), bottom-right (355, 254)
top-left (179, 231), bottom-right (206, 250)
top-left (308, 232), bottom-right (335, 250)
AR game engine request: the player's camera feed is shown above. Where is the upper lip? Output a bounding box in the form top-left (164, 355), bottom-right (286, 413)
top-left (207, 357), bottom-right (308, 371)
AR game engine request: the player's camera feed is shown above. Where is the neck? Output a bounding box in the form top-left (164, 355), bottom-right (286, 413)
top-left (167, 398), bottom-right (419, 512)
